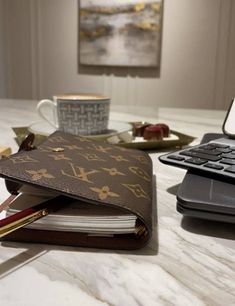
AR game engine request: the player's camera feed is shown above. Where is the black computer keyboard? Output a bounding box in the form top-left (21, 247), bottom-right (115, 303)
top-left (159, 137), bottom-right (235, 181)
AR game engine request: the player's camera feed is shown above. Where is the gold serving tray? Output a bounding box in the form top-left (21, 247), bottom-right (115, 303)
top-left (115, 130), bottom-right (195, 150)
top-left (12, 127), bottom-right (195, 151)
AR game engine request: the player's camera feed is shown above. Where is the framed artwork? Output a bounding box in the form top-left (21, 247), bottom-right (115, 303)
top-left (79, 0), bottom-right (163, 67)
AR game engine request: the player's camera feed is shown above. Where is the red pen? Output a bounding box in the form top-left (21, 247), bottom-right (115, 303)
top-left (0, 195), bottom-right (74, 238)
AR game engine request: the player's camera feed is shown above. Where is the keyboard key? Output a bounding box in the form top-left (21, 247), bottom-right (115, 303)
top-left (168, 155), bottom-right (185, 161)
top-left (200, 144), bottom-right (218, 150)
top-left (204, 163), bottom-right (224, 170)
top-left (225, 166), bottom-right (235, 173)
top-left (190, 148), bottom-right (221, 156)
top-left (221, 153), bottom-right (235, 159)
top-left (184, 158), bottom-right (207, 165)
top-left (179, 151), bottom-right (199, 157)
top-left (159, 138), bottom-right (235, 182)
top-left (209, 143), bottom-right (229, 148)
top-left (220, 159), bottom-right (235, 165)
top-left (215, 147), bottom-right (232, 153)
top-left (179, 151), bottom-right (221, 161)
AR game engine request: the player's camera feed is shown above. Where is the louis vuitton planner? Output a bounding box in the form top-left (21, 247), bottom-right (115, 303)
top-left (0, 131), bottom-right (153, 249)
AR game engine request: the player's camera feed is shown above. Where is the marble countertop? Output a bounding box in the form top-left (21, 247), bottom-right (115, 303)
top-left (0, 99), bottom-right (234, 306)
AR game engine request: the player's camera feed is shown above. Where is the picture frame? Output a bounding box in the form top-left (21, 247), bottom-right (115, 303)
top-left (79, 0), bottom-right (163, 67)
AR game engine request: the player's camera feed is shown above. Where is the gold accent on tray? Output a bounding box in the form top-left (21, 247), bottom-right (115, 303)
top-left (12, 126), bottom-right (195, 151)
top-left (0, 145), bottom-right (11, 158)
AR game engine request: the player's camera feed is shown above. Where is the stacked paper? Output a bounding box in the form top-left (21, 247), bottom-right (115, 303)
top-left (6, 191), bottom-right (137, 235)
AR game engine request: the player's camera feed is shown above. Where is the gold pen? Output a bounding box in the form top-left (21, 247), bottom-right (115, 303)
top-left (0, 195), bottom-right (74, 238)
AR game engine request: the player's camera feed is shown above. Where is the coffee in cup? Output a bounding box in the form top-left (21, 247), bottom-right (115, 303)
top-left (37, 93), bottom-right (110, 136)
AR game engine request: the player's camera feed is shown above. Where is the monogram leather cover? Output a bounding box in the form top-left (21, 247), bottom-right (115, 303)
top-left (0, 131), bottom-right (153, 249)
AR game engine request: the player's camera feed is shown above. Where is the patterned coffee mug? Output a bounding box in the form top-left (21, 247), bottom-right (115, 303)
top-left (37, 94), bottom-right (110, 135)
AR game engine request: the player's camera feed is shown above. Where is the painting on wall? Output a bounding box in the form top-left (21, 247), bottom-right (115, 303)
top-left (79, 0), bottom-right (163, 67)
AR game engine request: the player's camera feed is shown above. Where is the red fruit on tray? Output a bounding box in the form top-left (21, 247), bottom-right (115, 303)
top-left (155, 123), bottom-right (170, 137)
top-left (143, 125), bottom-right (164, 140)
top-left (132, 122), bottom-right (151, 137)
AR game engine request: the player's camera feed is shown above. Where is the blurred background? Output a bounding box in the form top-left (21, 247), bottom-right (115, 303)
top-left (0, 0), bottom-right (234, 110)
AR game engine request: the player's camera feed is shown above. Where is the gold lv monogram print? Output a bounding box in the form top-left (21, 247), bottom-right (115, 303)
top-left (64, 145), bottom-right (82, 150)
top-left (26, 169), bottom-right (54, 181)
top-left (110, 155), bottom-right (129, 162)
top-left (79, 153), bottom-right (105, 162)
top-left (48, 136), bottom-right (67, 143)
top-left (92, 145), bottom-right (112, 153)
top-left (39, 146), bottom-right (58, 152)
top-left (75, 136), bottom-right (91, 142)
top-left (90, 186), bottom-right (119, 200)
top-left (122, 183), bottom-right (150, 199)
top-left (129, 166), bottom-right (151, 181)
top-left (49, 154), bottom-right (71, 161)
top-left (10, 155), bottom-right (38, 164)
top-left (102, 167), bottom-right (125, 176)
top-left (61, 187), bottom-right (71, 193)
top-left (61, 163), bottom-right (99, 183)
top-left (132, 155), bottom-right (148, 164)
top-left (118, 147), bottom-right (128, 152)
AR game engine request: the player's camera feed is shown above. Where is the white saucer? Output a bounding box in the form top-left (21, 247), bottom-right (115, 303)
top-left (28, 120), bottom-right (132, 139)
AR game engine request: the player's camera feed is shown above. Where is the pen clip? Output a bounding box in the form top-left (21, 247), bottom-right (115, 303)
top-left (0, 195), bottom-right (73, 238)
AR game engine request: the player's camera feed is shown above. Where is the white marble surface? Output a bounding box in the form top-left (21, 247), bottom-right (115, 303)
top-left (0, 99), bottom-right (235, 306)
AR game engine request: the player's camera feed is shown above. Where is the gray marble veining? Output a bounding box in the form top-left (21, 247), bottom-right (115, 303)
top-left (0, 99), bottom-right (234, 306)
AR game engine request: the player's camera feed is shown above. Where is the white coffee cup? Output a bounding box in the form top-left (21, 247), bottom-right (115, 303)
top-left (37, 93), bottom-right (110, 135)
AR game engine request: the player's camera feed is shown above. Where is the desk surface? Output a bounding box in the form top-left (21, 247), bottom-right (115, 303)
top-left (0, 99), bottom-right (234, 306)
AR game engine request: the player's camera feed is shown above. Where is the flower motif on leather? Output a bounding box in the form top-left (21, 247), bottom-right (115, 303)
top-left (110, 155), bottom-right (129, 162)
top-left (132, 155), bottom-right (148, 164)
top-left (79, 153), bottom-right (105, 162)
top-left (10, 155), bottom-right (39, 164)
top-left (49, 154), bottom-right (71, 161)
top-left (92, 145), bottom-right (112, 153)
top-left (90, 186), bottom-right (119, 200)
top-left (122, 183), bottom-right (150, 199)
top-left (26, 169), bottom-right (54, 181)
top-left (48, 136), bottom-right (67, 143)
top-left (102, 167), bottom-right (125, 176)
top-left (118, 147), bottom-right (128, 152)
top-left (64, 145), bottom-right (82, 150)
top-left (129, 166), bottom-right (151, 181)
top-left (39, 146), bottom-right (58, 152)
top-left (75, 136), bottom-right (91, 142)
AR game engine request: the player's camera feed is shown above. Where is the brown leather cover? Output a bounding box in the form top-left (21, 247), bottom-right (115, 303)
top-left (0, 131), bottom-right (153, 249)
